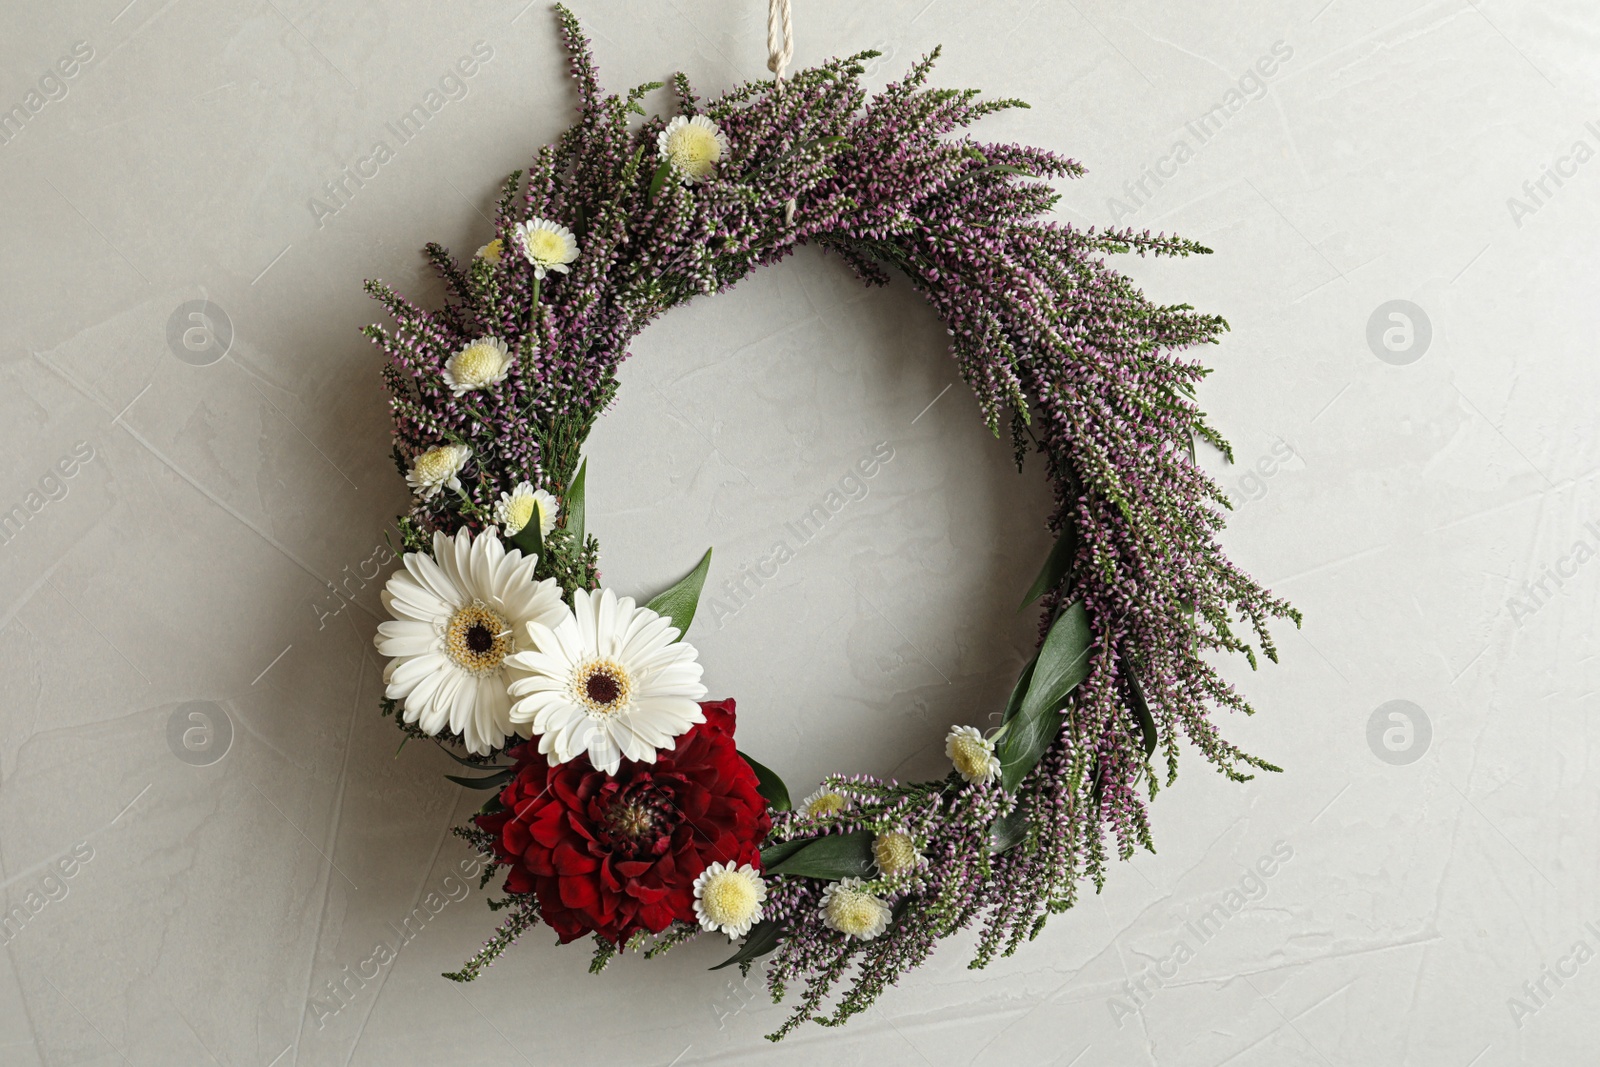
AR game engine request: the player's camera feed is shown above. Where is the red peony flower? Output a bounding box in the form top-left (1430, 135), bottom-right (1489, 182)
top-left (475, 698), bottom-right (771, 945)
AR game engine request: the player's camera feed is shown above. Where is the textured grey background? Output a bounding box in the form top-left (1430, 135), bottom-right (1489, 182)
top-left (2, 0), bottom-right (1595, 1064)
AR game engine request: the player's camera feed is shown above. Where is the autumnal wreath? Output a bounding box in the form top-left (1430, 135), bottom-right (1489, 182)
top-left (363, 5), bottom-right (1298, 1039)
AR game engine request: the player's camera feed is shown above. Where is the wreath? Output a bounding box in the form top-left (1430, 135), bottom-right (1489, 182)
top-left (364, 5), bottom-right (1298, 1040)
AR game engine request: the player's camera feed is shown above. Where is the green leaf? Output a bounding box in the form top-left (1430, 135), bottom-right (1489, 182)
top-left (1125, 663), bottom-right (1159, 758)
top-left (765, 831), bottom-right (875, 880)
top-left (645, 547), bottom-right (712, 638)
top-left (509, 513), bottom-right (544, 565)
top-left (648, 160), bottom-right (674, 202)
top-left (1000, 649), bottom-right (1040, 725)
top-left (446, 769), bottom-right (515, 790)
top-left (1019, 522), bottom-right (1078, 611)
top-left (758, 838), bottom-right (810, 869)
top-left (566, 459), bottom-right (587, 548)
top-left (739, 750), bottom-right (791, 812)
top-left (988, 806), bottom-right (1030, 854)
top-left (995, 601), bottom-right (1093, 792)
top-left (709, 920), bottom-right (784, 970)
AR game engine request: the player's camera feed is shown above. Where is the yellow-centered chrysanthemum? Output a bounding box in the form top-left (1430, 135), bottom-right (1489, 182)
top-left (872, 831), bottom-right (921, 877)
top-left (405, 443), bottom-right (471, 501)
top-left (693, 862), bottom-right (767, 938)
top-left (946, 725), bottom-right (1001, 785)
top-left (800, 788), bottom-right (849, 818)
top-left (819, 878), bottom-right (891, 940)
top-left (494, 482), bottom-right (559, 539)
top-left (657, 114), bottom-right (728, 184)
top-left (514, 218), bottom-right (579, 279)
top-left (442, 336), bottom-right (514, 395)
top-left (476, 237), bottom-right (504, 264)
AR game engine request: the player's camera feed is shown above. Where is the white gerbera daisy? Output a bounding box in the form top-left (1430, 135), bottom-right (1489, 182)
top-left (494, 481), bottom-right (559, 539)
top-left (657, 114), bottom-right (728, 184)
top-left (799, 788), bottom-right (849, 818)
top-left (374, 529), bottom-right (566, 755)
top-left (946, 724), bottom-right (1001, 784)
top-left (514, 218), bottom-right (579, 279)
top-left (406, 443), bottom-right (471, 501)
top-left (693, 862), bottom-right (767, 938)
top-left (819, 878), bottom-right (891, 940)
top-left (476, 237), bottom-right (504, 264)
top-left (441, 336), bottom-right (514, 396)
top-left (505, 587), bottom-right (708, 774)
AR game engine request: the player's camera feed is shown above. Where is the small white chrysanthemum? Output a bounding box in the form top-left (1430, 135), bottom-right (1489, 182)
top-left (693, 862), bottom-right (767, 938)
top-left (946, 725), bottom-right (1001, 785)
top-left (476, 237), bottom-right (504, 264)
top-left (872, 831), bottom-right (922, 878)
top-left (819, 878), bottom-right (891, 941)
top-left (441, 336), bottom-right (514, 396)
top-left (494, 481), bottom-right (559, 539)
top-left (799, 788), bottom-right (849, 818)
top-left (406, 444), bottom-right (471, 501)
top-left (657, 114), bottom-right (728, 184)
top-left (514, 218), bottom-right (579, 279)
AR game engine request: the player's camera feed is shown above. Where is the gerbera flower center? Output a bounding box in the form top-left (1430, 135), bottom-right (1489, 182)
top-left (573, 659), bottom-right (632, 717)
top-left (667, 126), bottom-right (720, 170)
top-left (444, 601), bottom-right (512, 674)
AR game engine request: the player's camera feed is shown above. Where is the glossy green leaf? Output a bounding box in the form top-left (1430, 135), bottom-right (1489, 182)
top-left (739, 750), bottom-right (791, 812)
top-left (758, 838), bottom-right (810, 870)
top-left (988, 806), bottom-right (1030, 854)
top-left (1018, 523), bottom-right (1078, 611)
top-left (1125, 664), bottom-right (1159, 758)
top-left (566, 459), bottom-right (587, 548)
top-left (709, 920), bottom-right (784, 970)
top-left (509, 512), bottom-right (544, 564)
top-left (446, 769), bottom-right (515, 790)
top-left (645, 547), bottom-right (712, 638)
top-left (996, 601), bottom-right (1093, 792)
top-left (1000, 649), bottom-right (1040, 725)
top-left (765, 831), bottom-right (875, 880)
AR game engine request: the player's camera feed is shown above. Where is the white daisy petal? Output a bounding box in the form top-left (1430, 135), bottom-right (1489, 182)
top-left (506, 584), bottom-right (710, 770)
top-left (373, 528), bottom-right (568, 755)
